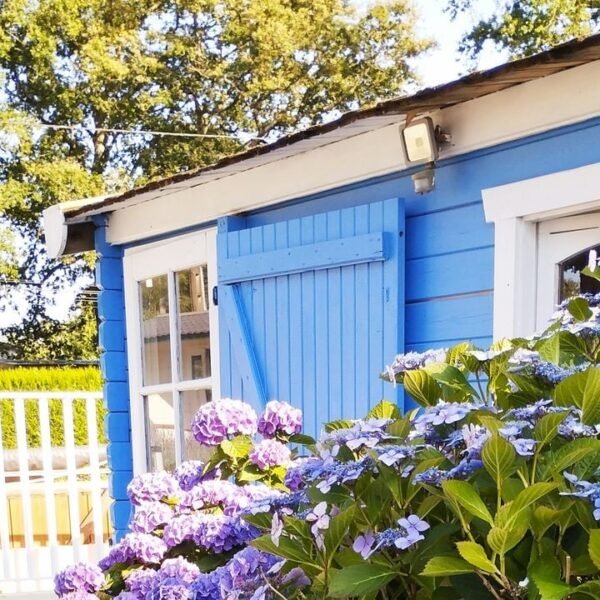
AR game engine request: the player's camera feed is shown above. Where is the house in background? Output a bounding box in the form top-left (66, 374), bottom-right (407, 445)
top-left (44, 34), bottom-right (600, 539)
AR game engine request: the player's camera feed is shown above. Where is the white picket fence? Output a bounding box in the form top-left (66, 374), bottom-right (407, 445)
top-left (0, 392), bottom-right (110, 595)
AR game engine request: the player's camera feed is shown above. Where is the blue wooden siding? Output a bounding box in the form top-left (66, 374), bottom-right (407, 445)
top-left (93, 216), bottom-right (132, 538)
top-left (217, 199), bottom-right (405, 436)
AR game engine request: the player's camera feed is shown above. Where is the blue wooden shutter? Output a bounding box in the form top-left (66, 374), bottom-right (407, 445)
top-left (217, 198), bottom-right (404, 437)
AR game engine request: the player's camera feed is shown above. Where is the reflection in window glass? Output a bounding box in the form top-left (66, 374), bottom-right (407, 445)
top-left (177, 266), bottom-right (211, 381)
top-left (181, 389), bottom-right (213, 462)
top-left (145, 392), bottom-right (176, 472)
top-left (140, 275), bottom-right (172, 385)
top-left (559, 245), bottom-right (600, 302)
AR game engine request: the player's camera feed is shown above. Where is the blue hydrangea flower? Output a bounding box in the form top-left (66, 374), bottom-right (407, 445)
top-left (561, 472), bottom-right (600, 520)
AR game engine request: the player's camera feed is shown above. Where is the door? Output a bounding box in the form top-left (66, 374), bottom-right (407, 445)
top-left (123, 230), bottom-right (220, 474)
top-left (217, 199), bottom-right (405, 438)
top-left (536, 212), bottom-right (600, 330)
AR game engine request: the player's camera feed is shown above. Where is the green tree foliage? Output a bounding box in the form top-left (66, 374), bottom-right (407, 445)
top-left (0, 0), bottom-right (430, 360)
top-left (448, 0), bottom-right (600, 59)
top-left (0, 366), bottom-right (104, 448)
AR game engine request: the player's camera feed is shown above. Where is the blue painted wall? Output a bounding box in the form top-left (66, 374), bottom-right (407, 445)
top-left (97, 116), bottom-right (600, 530)
top-left (94, 216), bottom-right (132, 538)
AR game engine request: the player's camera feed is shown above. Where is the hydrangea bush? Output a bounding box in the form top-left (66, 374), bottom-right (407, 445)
top-left (55, 293), bottom-right (600, 599)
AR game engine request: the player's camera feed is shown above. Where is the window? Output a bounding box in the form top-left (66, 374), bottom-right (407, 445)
top-left (536, 213), bottom-right (600, 330)
top-left (124, 230), bottom-right (219, 474)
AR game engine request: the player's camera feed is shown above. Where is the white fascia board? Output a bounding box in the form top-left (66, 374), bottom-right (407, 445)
top-left (105, 59), bottom-right (600, 246)
top-left (42, 204), bottom-right (68, 259)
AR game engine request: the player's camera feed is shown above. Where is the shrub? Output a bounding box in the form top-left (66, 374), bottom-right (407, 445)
top-left (55, 295), bottom-right (600, 599)
top-left (0, 367), bottom-right (105, 448)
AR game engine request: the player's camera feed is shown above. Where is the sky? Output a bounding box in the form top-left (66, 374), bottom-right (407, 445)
top-left (1, 0), bottom-right (507, 329)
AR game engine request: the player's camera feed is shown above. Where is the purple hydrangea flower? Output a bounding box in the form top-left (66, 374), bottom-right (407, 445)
top-left (562, 472), bottom-right (600, 520)
top-left (319, 419), bottom-right (390, 454)
top-left (157, 557), bottom-right (201, 584)
top-left (98, 532), bottom-right (167, 569)
top-left (174, 460), bottom-right (221, 491)
top-left (374, 515), bottom-right (429, 552)
top-left (131, 501), bottom-right (173, 533)
top-left (60, 591), bottom-right (99, 600)
top-left (192, 399), bottom-right (258, 446)
top-left (125, 568), bottom-right (158, 597)
top-left (193, 514), bottom-right (259, 553)
top-left (54, 562), bottom-right (104, 597)
top-left (127, 471), bottom-right (179, 506)
top-left (353, 531), bottom-right (376, 559)
top-left (376, 445), bottom-right (418, 467)
top-left (219, 547), bottom-right (280, 597)
top-left (315, 457), bottom-right (374, 493)
top-left (384, 349), bottom-right (447, 382)
top-left (558, 414), bottom-right (600, 438)
top-left (177, 480), bottom-right (240, 514)
top-left (258, 400), bottom-right (303, 438)
top-left (412, 401), bottom-right (483, 439)
top-left (163, 513), bottom-right (205, 548)
top-left (115, 592), bottom-right (139, 600)
top-left (249, 439), bottom-right (291, 470)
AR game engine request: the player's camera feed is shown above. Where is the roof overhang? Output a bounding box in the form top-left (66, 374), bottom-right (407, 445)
top-left (44, 33), bottom-right (600, 255)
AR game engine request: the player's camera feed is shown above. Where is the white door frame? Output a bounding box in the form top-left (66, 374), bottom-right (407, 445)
top-left (123, 229), bottom-right (220, 475)
top-left (482, 161), bottom-right (600, 339)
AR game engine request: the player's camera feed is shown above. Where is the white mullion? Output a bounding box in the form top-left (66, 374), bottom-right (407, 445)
top-left (207, 229), bottom-right (220, 400)
top-left (167, 270), bottom-right (183, 466)
top-left (174, 378), bottom-right (212, 392)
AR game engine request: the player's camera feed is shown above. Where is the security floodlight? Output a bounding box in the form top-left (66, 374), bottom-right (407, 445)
top-left (400, 117), bottom-right (438, 165)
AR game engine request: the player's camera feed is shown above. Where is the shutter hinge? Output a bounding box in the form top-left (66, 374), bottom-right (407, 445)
top-left (212, 285), bottom-right (219, 306)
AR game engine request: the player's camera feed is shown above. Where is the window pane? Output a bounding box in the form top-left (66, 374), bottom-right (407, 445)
top-left (145, 392), bottom-right (176, 472)
top-left (180, 389), bottom-right (213, 462)
top-left (140, 275), bottom-right (172, 385)
top-left (559, 245), bottom-right (600, 302)
top-left (177, 266), bottom-right (211, 381)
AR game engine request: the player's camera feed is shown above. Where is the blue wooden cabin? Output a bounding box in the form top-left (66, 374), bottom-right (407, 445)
top-left (43, 34), bottom-right (600, 537)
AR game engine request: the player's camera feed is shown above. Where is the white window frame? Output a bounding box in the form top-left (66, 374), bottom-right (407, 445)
top-left (482, 161), bottom-right (600, 339)
top-left (123, 229), bottom-right (220, 475)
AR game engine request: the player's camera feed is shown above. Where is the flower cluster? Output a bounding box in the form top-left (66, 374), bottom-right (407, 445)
top-left (258, 400), bottom-right (302, 438)
top-left (384, 348), bottom-right (447, 381)
top-left (54, 563), bottom-right (104, 597)
top-left (191, 398), bottom-right (258, 445)
top-left (562, 472), bottom-right (600, 520)
top-left (98, 533), bottom-right (167, 570)
top-left (249, 439), bottom-right (292, 470)
top-left (127, 471), bottom-right (179, 506)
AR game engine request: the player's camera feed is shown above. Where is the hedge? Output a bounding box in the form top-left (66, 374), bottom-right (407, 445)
top-left (0, 367), bottom-right (106, 449)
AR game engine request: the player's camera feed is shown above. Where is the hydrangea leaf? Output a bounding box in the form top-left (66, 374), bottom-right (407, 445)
top-left (403, 370), bottom-right (443, 407)
top-left (534, 412), bottom-right (568, 447)
top-left (531, 506), bottom-right (564, 540)
top-left (424, 363), bottom-right (479, 398)
top-left (442, 480), bottom-right (494, 526)
top-left (420, 555), bottom-right (475, 576)
top-left (324, 506), bottom-right (356, 565)
top-left (324, 419), bottom-right (355, 433)
top-left (487, 526), bottom-right (527, 556)
top-left (567, 297), bottom-right (593, 322)
top-left (588, 530), bottom-right (600, 570)
top-left (386, 417), bottom-right (412, 439)
top-left (328, 564), bottom-right (397, 597)
top-left (455, 541), bottom-right (498, 574)
top-left (505, 482), bottom-right (558, 528)
top-left (251, 534), bottom-right (320, 573)
top-left (582, 265), bottom-right (600, 283)
top-left (573, 581), bottom-right (600, 598)
top-left (528, 556), bottom-right (571, 600)
top-left (553, 369), bottom-right (600, 418)
top-left (288, 433), bottom-right (317, 446)
top-left (366, 400), bottom-right (401, 420)
top-left (220, 435), bottom-right (253, 459)
top-left (539, 438), bottom-right (600, 480)
top-left (481, 434), bottom-right (517, 485)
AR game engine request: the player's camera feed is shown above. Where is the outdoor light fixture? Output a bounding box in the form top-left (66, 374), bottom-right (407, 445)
top-left (400, 117), bottom-right (449, 195)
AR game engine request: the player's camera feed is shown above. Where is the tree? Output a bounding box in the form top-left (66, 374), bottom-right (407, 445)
top-left (448, 0), bottom-right (600, 59)
top-left (0, 0), bottom-right (430, 360)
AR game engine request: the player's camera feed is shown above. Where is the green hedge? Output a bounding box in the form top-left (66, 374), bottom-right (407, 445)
top-left (0, 367), bottom-right (106, 449)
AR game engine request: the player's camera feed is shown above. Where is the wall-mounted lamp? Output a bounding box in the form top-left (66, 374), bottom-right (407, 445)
top-left (400, 117), bottom-right (449, 194)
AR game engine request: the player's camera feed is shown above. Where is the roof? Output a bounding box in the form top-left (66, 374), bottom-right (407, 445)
top-left (143, 312), bottom-right (210, 340)
top-left (65, 33), bottom-right (600, 221)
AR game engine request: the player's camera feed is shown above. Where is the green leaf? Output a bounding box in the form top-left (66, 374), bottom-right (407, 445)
top-left (582, 265), bottom-right (600, 283)
top-left (537, 334), bottom-right (560, 363)
top-left (589, 530), bottom-right (600, 569)
top-left (529, 556), bottom-right (571, 600)
top-left (573, 581), bottom-right (600, 598)
top-left (328, 564), bottom-right (397, 597)
top-left (481, 434), bottom-right (516, 485)
top-left (534, 412), bottom-right (568, 448)
top-left (252, 535), bottom-right (319, 571)
top-left (421, 556), bottom-right (475, 576)
top-left (505, 482), bottom-right (557, 528)
top-left (386, 417), bottom-right (411, 439)
top-left (288, 433), bottom-right (317, 446)
top-left (487, 526), bottom-right (526, 555)
top-left (367, 400), bottom-right (401, 420)
top-left (220, 435), bottom-right (253, 458)
top-left (403, 370), bottom-right (442, 407)
top-left (554, 369), bottom-right (600, 423)
top-left (424, 363), bottom-right (479, 397)
top-left (324, 506), bottom-right (355, 564)
top-left (540, 438), bottom-right (600, 480)
top-left (324, 419), bottom-right (355, 432)
top-left (567, 297), bottom-right (593, 321)
top-left (455, 541), bottom-right (497, 574)
top-left (531, 506), bottom-right (562, 540)
top-left (442, 480), bottom-right (494, 525)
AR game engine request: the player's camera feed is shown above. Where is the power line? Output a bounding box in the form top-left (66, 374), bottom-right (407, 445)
top-left (2, 119), bottom-right (268, 142)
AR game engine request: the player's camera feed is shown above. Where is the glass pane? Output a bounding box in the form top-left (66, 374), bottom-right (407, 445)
top-left (559, 245), bottom-right (600, 302)
top-left (140, 275), bottom-right (172, 385)
top-left (177, 266), bottom-right (211, 381)
top-left (145, 392), bottom-right (176, 472)
top-left (181, 389), bottom-right (213, 462)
